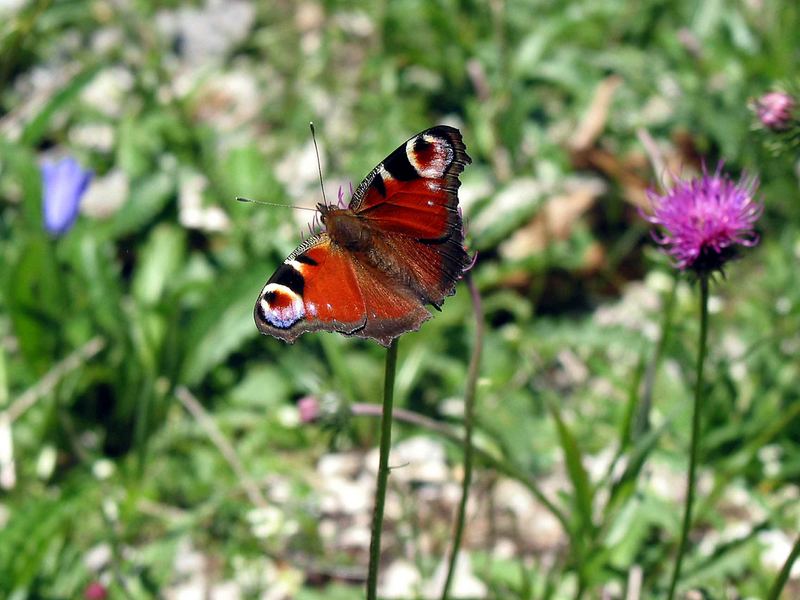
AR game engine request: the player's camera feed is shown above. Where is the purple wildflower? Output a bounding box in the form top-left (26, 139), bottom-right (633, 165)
top-left (297, 396), bottom-right (320, 423)
top-left (337, 184), bottom-right (345, 207)
top-left (755, 91), bottom-right (795, 131)
top-left (84, 582), bottom-right (108, 600)
top-left (642, 163), bottom-right (761, 274)
top-left (41, 157), bottom-right (92, 236)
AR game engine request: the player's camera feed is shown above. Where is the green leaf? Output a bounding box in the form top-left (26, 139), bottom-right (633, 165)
top-left (180, 269), bottom-right (265, 386)
top-left (20, 63), bottom-right (101, 146)
top-left (72, 233), bottom-right (126, 339)
top-left (0, 343), bottom-right (7, 407)
top-left (132, 224), bottom-right (186, 306)
top-left (6, 235), bottom-right (62, 373)
top-left (99, 172), bottom-right (175, 239)
top-left (0, 483), bottom-right (90, 594)
top-left (230, 365), bottom-right (291, 408)
top-left (546, 396), bottom-right (594, 537)
top-left (605, 425), bottom-right (665, 519)
top-left (220, 145), bottom-right (281, 200)
top-left (0, 140), bottom-right (43, 228)
top-left (116, 114), bottom-right (164, 178)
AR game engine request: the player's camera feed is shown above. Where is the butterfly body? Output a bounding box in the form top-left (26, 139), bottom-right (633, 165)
top-left (255, 126), bottom-right (471, 346)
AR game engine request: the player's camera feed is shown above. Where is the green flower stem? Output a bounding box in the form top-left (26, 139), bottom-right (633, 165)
top-left (667, 275), bottom-right (709, 600)
top-left (767, 532), bottom-right (800, 600)
top-left (366, 338), bottom-right (400, 600)
top-left (441, 273), bottom-right (484, 600)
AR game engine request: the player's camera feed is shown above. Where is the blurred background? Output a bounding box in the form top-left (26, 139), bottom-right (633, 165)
top-left (1, 0), bottom-right (799, 598)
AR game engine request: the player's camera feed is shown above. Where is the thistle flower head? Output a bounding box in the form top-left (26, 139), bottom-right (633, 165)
top-left (755, 91), bottom-right (795, 131)
top-left (642, 163), bottom-right (762, 274)
top-left (41, 157), bottom-right (92, 236)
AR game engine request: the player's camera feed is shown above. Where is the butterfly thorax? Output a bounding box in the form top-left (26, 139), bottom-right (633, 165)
top-left (319, 205), bottom-right (373, 252)
top-left (321, 205), bottom-right (406, 282)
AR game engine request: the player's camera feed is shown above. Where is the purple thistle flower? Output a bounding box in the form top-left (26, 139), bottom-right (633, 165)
top-left (642, 163), bottom-right (762, 274)
top-left (41, 157), bottom-right (92, 236)
top-left (755, 91), bottom-right (795, 131)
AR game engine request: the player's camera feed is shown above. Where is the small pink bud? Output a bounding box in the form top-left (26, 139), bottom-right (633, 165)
top-left (297, 396), bottom-right (320, 423)
top-left (85, 582), bottom-right (108, 600)
top-left (755, 91), bottom-right (795, 131)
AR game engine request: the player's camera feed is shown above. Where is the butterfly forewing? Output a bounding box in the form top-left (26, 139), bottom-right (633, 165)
top-left (349, 126), bottom-right (472, 305)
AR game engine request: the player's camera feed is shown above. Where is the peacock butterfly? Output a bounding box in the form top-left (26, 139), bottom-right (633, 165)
top-left (254, 125), bottom-right (472, 347)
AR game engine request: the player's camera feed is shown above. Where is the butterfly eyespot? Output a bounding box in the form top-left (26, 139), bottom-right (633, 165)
top-left (260, 283), bottom-right (305, 329)
top-left (406, 134), bottom-right (453, 178)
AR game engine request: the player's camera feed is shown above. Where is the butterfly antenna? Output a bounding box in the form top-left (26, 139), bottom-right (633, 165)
top-left (309, 122), bottom-right (329, 207)
top-left (235, 197), bottom-right (317, 211)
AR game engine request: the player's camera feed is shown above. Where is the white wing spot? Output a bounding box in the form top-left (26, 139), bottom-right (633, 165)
top-left (379, 166), bottom-right (394, 181)
top-left (284, 259), bottom-right (306, 274)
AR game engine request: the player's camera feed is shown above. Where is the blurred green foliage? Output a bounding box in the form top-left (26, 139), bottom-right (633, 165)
top-left (0, 0), bottom-right (798, 598)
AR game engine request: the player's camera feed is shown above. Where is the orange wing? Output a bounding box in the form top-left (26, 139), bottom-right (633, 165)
top-left (255, 234), bottom-right (367, 343)
top-left (254, 233), bottom-right (431, 346)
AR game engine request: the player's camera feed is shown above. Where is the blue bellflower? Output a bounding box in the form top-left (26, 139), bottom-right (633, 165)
top-left (41, 157), bottom-right (92, 236)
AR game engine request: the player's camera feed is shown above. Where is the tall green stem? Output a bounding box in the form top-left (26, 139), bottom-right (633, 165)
top-left (766, 532), bottom-right (800, 600)
top-left (366, 338), bottom-right (399, 600)
top-left (667, 275), bottom-right (709, 600)
top-left (441, 274), bottom-right (484, 599)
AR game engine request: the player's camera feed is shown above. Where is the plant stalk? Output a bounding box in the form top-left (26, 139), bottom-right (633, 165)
top-left (366, 338), bottom-right (400, 600)
top-left (441, 274), bottom-right (484, 599)
top-left (666, 275), bottom-right (709, 600)
top-left (766, 532), bottom-right (800, 600)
